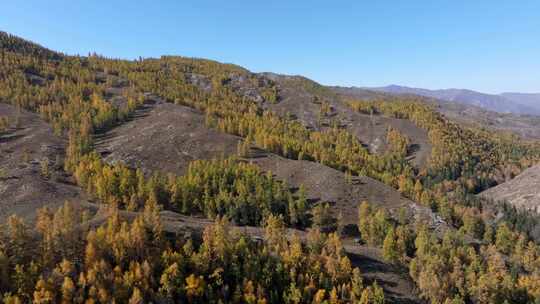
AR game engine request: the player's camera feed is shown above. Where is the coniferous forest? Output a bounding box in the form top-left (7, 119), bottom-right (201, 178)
top-left (2, 31), bottom-right (540, 304)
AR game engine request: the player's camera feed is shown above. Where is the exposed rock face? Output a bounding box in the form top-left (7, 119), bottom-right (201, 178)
top-left (186, 71), bottom-right (273, 103)
top-left (480, 165), bottom-right (540, 213)
top-left (185, 73), bottom-right (213, 92)
top-left (226, 72), bottom-right (272, 103)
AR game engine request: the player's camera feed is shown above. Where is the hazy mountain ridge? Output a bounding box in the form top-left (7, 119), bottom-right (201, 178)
top-left (501, 92), bottom-right (540, 110)
top-left (330, 85), bottom-right (540, 140)
top-left (365, 84), bottom-right (540, 115)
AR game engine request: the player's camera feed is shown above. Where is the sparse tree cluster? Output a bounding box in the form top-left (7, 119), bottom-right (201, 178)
top-left (73, 154), bottom-right (307, 226)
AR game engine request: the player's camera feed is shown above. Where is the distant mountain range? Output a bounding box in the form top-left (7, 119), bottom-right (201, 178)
top-left (364, 85), bottom-right (540, 115)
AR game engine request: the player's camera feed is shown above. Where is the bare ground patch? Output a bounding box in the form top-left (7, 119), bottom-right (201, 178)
top-left (95, 97), bottom-right (241, 176)
top-left (480, 165), bottom-right (540, 213)
top-left (0, 103), bottom-right (86, 221)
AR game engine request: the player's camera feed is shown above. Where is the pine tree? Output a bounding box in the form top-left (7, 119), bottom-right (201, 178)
top-left (128, 287), bottom-right (144, 304)
top-left (33, 278), bottom-right (54, 304)
top-left (383, 228), bottom-right (399, 264)
top-left (61, 277), bottom-right (75, 304)
top-left (185, 274), bottom-right (205, 301)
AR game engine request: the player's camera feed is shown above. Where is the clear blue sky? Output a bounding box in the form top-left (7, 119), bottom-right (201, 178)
top-left (3, 0), bottom-right (539, 94)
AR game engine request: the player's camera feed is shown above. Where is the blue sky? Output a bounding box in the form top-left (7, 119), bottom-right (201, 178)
top-left (3, 0), bottom-right (539, 94)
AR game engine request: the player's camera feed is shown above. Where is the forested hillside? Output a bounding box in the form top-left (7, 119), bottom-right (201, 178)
top-left (2, 31), bottom-right (540, 303)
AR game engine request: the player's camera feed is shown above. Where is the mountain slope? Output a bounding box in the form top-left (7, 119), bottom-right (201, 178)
top-left (501, 92), bottom-right (540, 110)
top-left (264, 74), bottom-right (432, 168)
top-left (480, 165), bottom-right (540, 213)
top-left (96, 96), bottom-right (241, 176)
top-left (0, 103), bottom-right (86, 221)
top-left (367, 84), bottom-right (540, 115)
top-left (437, 102), bottom-right (540, 140)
